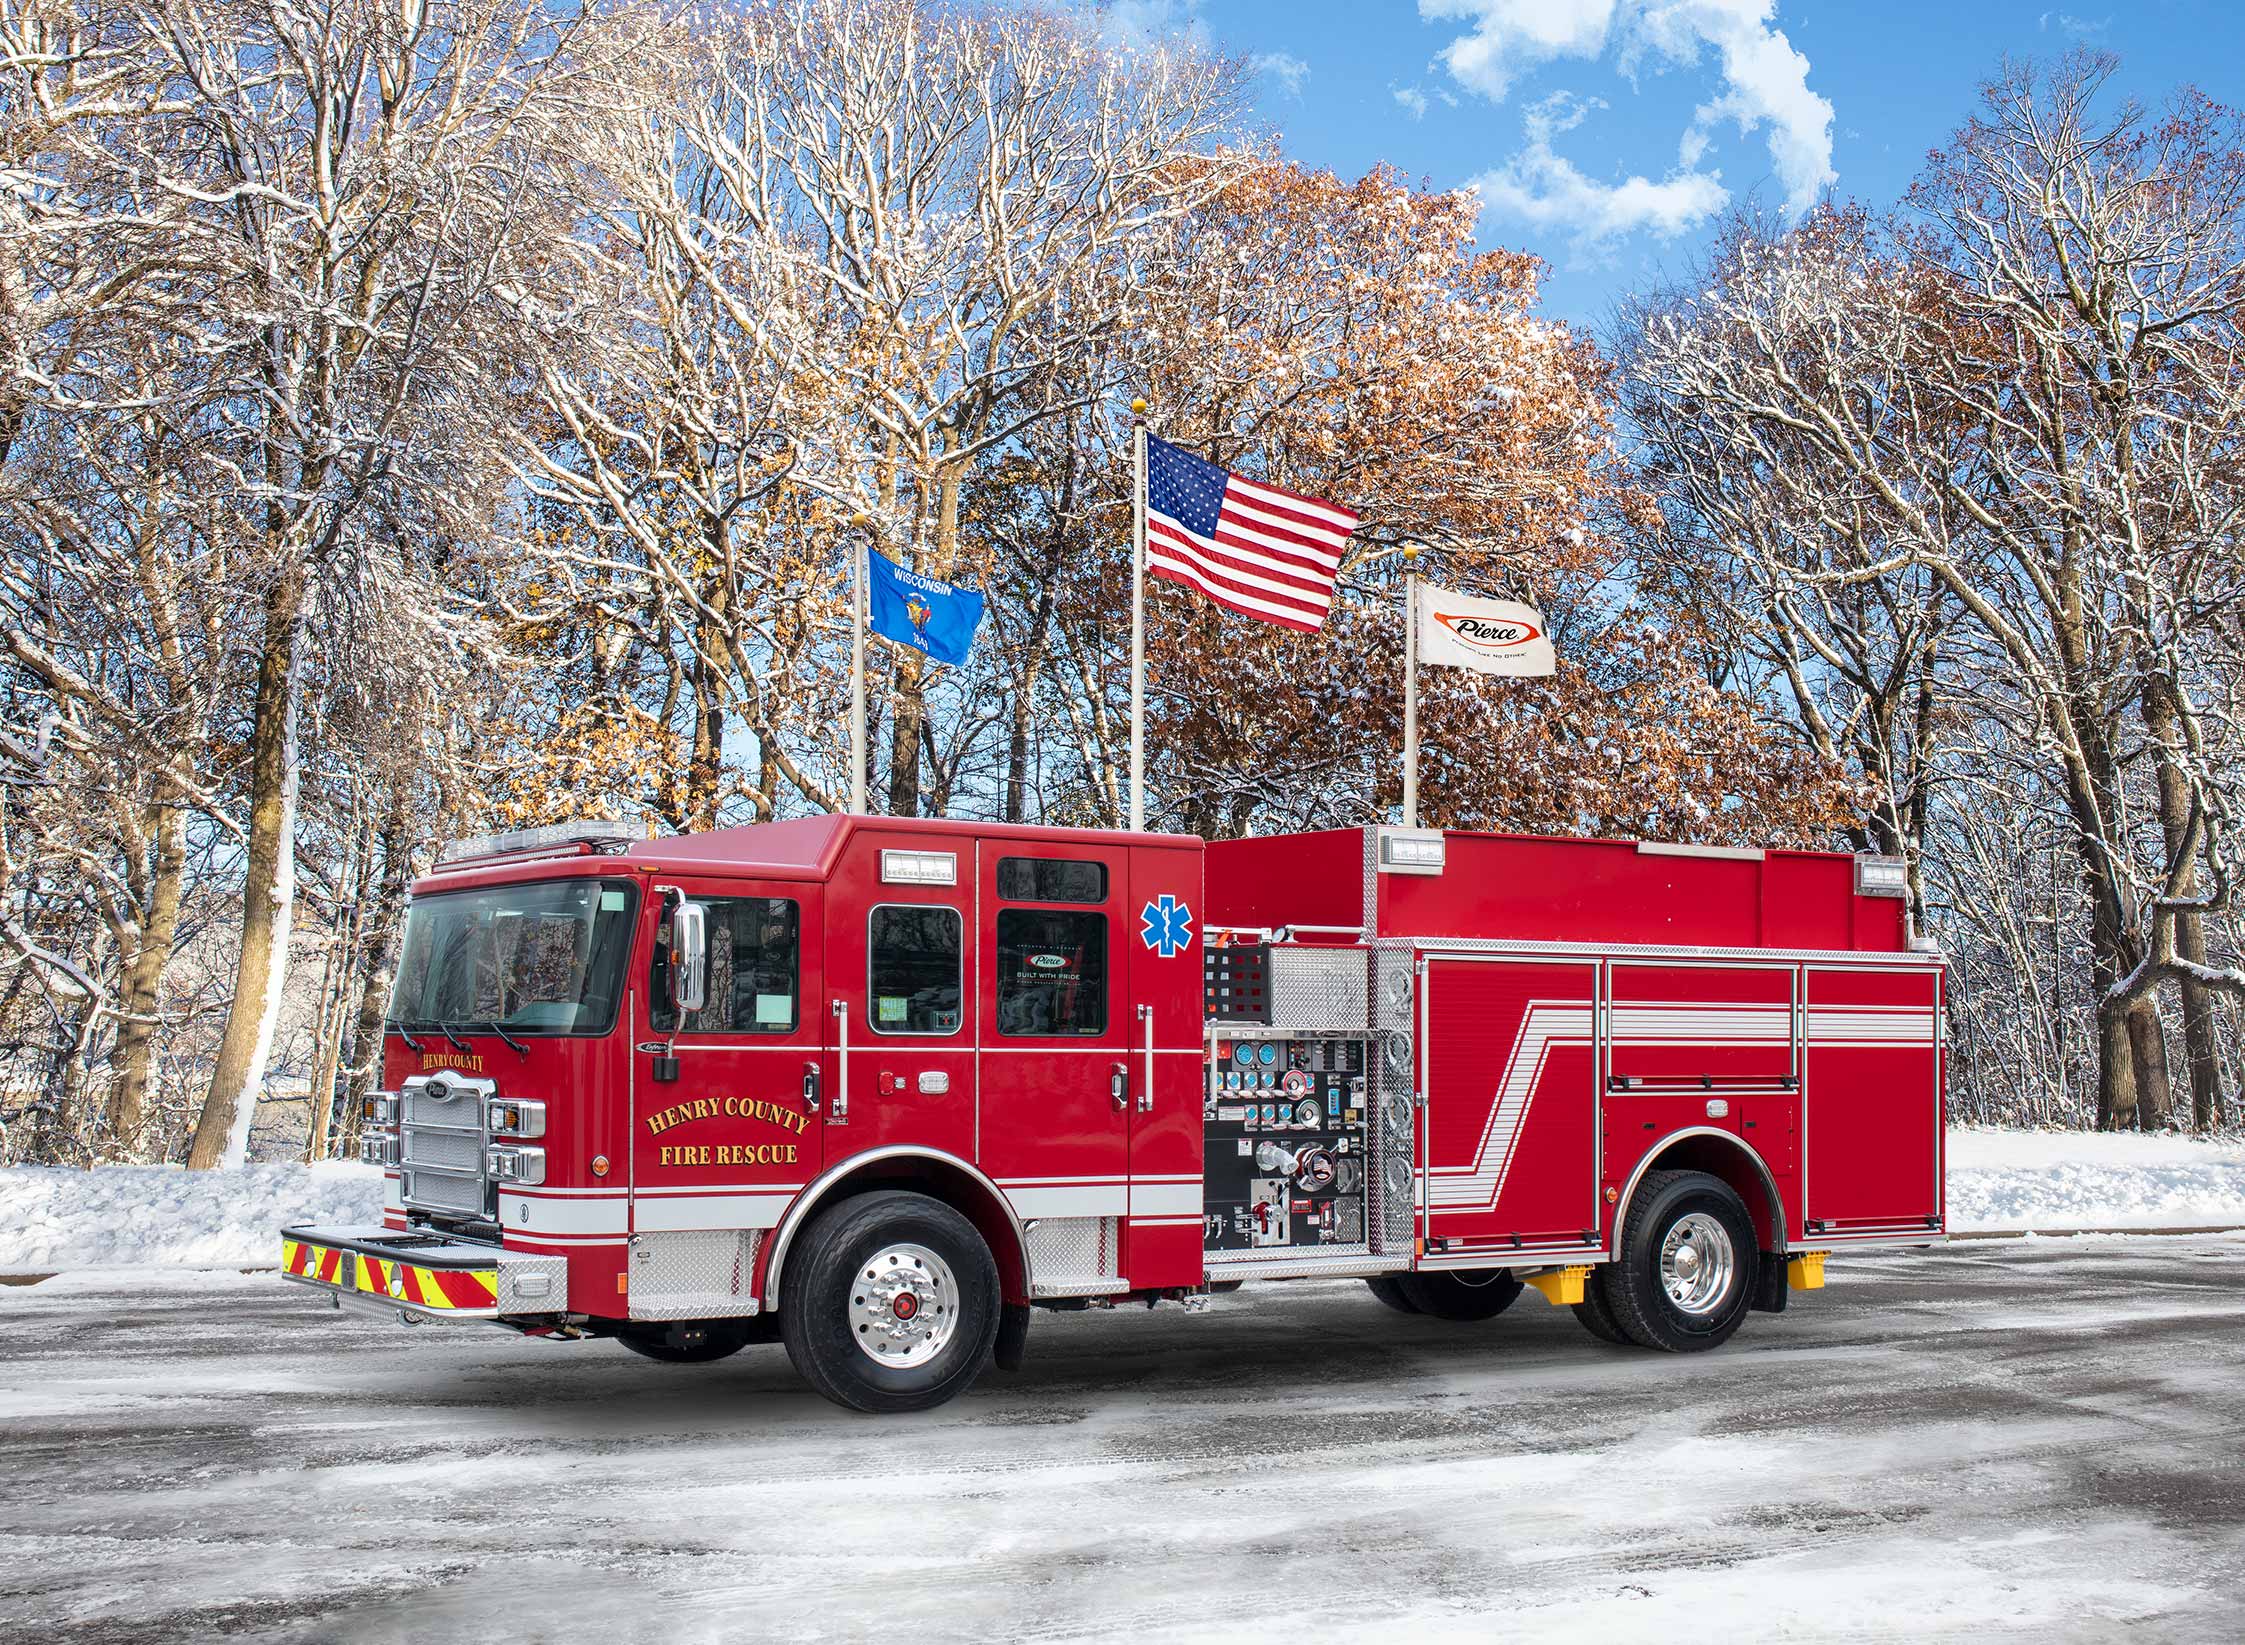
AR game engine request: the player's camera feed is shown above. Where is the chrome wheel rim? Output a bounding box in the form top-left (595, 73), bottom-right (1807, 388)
top-left (848, 1242), bottom-right (960, 1368)
top-left (1659, 1212), bottom-right (1736, 1317)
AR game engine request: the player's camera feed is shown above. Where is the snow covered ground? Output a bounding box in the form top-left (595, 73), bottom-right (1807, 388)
top-left (1946, 1128), bottom-right (2245, 1232)
top-left (3, 1240), bottom-right (2242, 1642)
top-left (0, 1161), bottom-right (382, 1270)
top-left (3, 1130), bottom-right (2244, 1273)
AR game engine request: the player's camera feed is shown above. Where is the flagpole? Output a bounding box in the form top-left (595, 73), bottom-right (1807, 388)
top-left (1402, 543), bottom-right (1420, 829)
top-left (1129, 398), bottom-right (1148, 833)
top-left (848, 512), bottom-right (868, 815)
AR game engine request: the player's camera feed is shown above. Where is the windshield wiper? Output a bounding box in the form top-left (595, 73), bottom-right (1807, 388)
top-left (397, 1017), bottom-right (473, 1054)
top-left (462, 1019), bottom-right (530, 1057)
top-left (384, 1018), bottom-right (425, 1052)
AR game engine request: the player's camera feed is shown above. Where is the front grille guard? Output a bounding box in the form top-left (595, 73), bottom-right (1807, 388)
top-left (398, 1070), bottom-right (497, 1224)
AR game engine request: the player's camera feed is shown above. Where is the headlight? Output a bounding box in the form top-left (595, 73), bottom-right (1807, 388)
top-left (358, 1133), bottom-right (398, 1167)
top-left (486, 1097), bottom-right (547, 1139)
top-left (485, 1145), bottom-right (547, 1186)
top-left (362, 1092), bottom-right (397, 1127)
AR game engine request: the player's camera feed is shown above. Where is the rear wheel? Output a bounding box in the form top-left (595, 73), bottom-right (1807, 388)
top-left (1363, 1274), bottom-right (1420, 1315)
top-left (1570, 1268), bottom-right (1631, 1345)
top-left (780, 1190), bottom-right (1000, 1413)
top-left (1396, 1268), bottom-right (1523, 1321)
top-left (1601, 1170), bottom-right (1757, 1353)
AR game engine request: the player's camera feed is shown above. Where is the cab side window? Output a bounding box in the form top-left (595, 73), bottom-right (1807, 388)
top-left (870, 904), bottom-right (963, 1034)
top-left (996, 909), bottom-right (1107, 1037)
top-left (650, 897), bottom-right (800, 1033)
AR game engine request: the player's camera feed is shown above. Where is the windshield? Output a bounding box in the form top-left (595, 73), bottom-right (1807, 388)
top-left (388, 878), bottom-right (638, 1036)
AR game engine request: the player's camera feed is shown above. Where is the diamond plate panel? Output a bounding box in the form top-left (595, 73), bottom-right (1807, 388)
top-left (1267, 947), bottom-right (1368, 1031)
top-left (1026, 1216), bottom-right (1122, 1296)
top-left (628, 1230), bottom-right (763, 1320)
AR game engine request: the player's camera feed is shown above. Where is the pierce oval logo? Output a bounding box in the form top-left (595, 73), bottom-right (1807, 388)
top-left (1436, 612), bottom-right (1542, 652)
top-left (1027, 953), bottom-right (1070, 970)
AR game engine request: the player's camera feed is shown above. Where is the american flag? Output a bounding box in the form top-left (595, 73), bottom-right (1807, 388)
top-left (1143, 434), bottom-right (1358, 633)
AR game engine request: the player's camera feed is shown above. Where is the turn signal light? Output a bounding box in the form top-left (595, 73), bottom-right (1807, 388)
top-left (361, 1092), bottom-right (397, 1127)
top-left (486, 1097), bottom-right (547, 1139)
top-left (486, 1144), bottom-right (547, 1186)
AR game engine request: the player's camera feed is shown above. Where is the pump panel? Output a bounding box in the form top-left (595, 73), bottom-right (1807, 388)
top-left (1203, 1033), bottom-right (1370, 1255)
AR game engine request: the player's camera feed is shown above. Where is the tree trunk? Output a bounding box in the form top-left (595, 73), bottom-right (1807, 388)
top-left (2094, 992), bottom-right (2137, 1131)
top-left (340, 785), bottom-right (416, 1155)
top-left (2125, 998), bottom-right (2174, 1131)
top-left (107, 799), bottom-right (186, 1152)
top-left (2142, 672), bottom-right (2226, 1130)
top-left (187, 569), bottom-right (309, 1170)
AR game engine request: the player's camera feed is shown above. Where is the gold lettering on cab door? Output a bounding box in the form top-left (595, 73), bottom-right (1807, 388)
top-left (644, 1096), bottom-right (809, 1168)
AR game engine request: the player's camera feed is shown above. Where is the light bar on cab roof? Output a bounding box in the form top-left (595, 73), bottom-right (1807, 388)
top-left (438, 818), bottom-right (641, 864)
top-left (1376, 827), bottom-right (1446, 875)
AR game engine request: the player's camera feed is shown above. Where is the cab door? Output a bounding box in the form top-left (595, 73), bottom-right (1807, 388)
top-left (824, 831), bottom-right (975, 1165)
top-left (975, 842), bottom-right (1132, 1248)
top-left (631, 882), bottom-right (824, 1243)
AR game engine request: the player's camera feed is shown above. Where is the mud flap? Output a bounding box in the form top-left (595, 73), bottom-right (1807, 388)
top-left (1750, 1251), bottom-right (1789, 1314)
top-left (993, 1302), bottom-right (1031, 1371)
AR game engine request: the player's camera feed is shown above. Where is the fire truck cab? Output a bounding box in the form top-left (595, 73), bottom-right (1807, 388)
top-left (280, 816), bottom-right (1945, 1412)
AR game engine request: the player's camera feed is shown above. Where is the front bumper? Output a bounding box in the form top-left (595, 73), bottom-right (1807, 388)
top-left (279, 1225), bottom-right (568, 1320)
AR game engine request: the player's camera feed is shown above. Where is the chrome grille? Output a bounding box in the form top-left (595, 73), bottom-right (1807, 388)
top-left (403, 1169), bottom-right (486, 1216)
top-left (401, 1127), bottom-right (481, 1172)
top-left (398, 1070), bottom-right (495, 1221)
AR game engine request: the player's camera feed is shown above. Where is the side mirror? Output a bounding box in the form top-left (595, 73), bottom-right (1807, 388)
top-left (668, 899), bottom-right (708, 1017)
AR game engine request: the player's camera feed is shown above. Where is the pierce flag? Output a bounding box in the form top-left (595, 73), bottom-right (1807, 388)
top-left (1414, 582), bottom-right (1555, 677)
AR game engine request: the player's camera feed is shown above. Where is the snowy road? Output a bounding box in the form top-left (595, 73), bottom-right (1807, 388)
top-left (5, 1238), bottom-right (2244, 1644)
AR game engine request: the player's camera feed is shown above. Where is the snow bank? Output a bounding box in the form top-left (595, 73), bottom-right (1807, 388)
top-left (5, 1130), bottom-right (2244, 1272)
top-left (0, 1162), bottom-right (383, 1271)
top-left (1946, 1127), bottom-right (2245, 1232)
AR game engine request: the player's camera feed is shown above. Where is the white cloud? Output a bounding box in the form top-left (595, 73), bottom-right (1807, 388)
top-left (1424, 0), bottom-right (1834, 227)
top-left (1465, 90), bottom-right (1728, 247)
top-left (1252, 51), bottom-right (1310, 98)
top-left (1394, 84), bottom-right (1431, 120)
top-left (2040, 11), bottom-right (2110, 37)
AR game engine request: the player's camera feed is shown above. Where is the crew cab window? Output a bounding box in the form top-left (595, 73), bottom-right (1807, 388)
top-left (996, 909), bottom-right (1107, 1037)
top-left (870, 905), bottom-right (962, 1034)
top-left (995, 857), bottom-right (1106, 904)
top-left (650, 896), bottom-right (800, 1034)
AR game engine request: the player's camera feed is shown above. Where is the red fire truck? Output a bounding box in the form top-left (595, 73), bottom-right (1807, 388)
top-left (280, 816), bottom-right (1945, 1412)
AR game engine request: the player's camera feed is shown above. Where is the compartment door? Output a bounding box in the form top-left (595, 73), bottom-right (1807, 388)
top-left (1803, 966), bottom-right (1943, 1235)
top-left (1422, 957), bottom-right (1600, 1256)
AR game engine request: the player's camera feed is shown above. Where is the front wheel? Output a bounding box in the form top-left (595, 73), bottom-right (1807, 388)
top-left (780, 1190), bottom-right (1000, 1413)
top-left (1599, 1170), bottom-right (1757, 1352)
top-left (1396, 1268), bottom-right (1523, 1321)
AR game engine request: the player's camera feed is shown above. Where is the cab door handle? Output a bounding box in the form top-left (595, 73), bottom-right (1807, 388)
top-left (802, 1062), bottom-right (822, 1114)
top-left (1109, 1063), bottom-right (1129, 1111)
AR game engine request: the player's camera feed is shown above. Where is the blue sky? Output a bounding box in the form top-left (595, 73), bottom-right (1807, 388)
top-left (1118, 0), bottom-right (2245, 333)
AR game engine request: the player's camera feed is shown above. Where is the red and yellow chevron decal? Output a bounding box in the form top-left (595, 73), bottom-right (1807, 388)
top-left (281, 1237), bottom-right (499, 1312)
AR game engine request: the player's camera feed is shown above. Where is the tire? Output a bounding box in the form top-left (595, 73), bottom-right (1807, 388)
top-left (1395, 1268), bottom-right (1523, 1322)
top-left (1571, 1267), bottom-right (1632, 1345)
top-left (779, 1190), bottom-right (1000, 1414)
top-left (1364, 1274), bottom-right (1421, 1315)
top-left (1601, 1169), bottom-right (1758, 1353)
top-left (614, 1319), bottom-right (758, 1363)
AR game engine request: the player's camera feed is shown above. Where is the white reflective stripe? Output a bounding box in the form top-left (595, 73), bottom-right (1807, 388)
top-left (1005, 1184), bottom-right (1128, 1218)
top-left (1130, 1215), bottom-right (1205, 1228)
top-left (1127, 1181), bottom-right (1202, 1217)
top-left (996, 1174), bottom-right (1129, 1187)
top-left (633, 1193), bottom-right (795, 1232)
top-left (382, 1172), bottom-right (402, 1212)
top-left (499, 1192), bottom-right (629, 1237)
top-left (1426, 1000), bottom-right (1590, 1209)
top-left (1806, 1009), bottom-right (1937, 1043)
